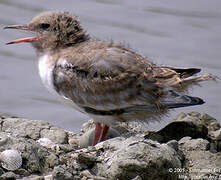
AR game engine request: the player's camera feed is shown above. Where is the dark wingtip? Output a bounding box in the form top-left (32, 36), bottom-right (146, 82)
top-left (172, 68), bottom-right (201, 78)
top-left (165, 95), bottom-right (205, 109)
top-left (182, 95), bottom-right (205, 107)
top-left (192, 68), bottom-right (201, 74)
top-left (190, 96), bottom-right (205, 105)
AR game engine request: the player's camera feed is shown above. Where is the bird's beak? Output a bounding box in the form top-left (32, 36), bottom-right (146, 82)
top-left (4, 25), bottom-right (41, 45)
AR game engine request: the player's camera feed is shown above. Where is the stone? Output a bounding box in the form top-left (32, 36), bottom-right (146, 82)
top-left (52, 165), bottom-right (74, 180)
top-left (144, 131), bottom-right (163, 142)
top-left (201, 113), bottom-right (220, 132)
top-left (95, 136), bottom-right (182, 180)
top-left (76, 152), bottom-right (100, 167)
top-left (0, 112), bottom-right (220, 179)
top-left (40, 127), bottom-right (68, 144)
top-left (1, 117), bottom-right (49, 140)
top-left (179, 137), bottom-right (210, 151)
top-left (0, 171), bottom-right (19, 179)
top-left (166, 140), bottom-right (179, 151)
top-left (208, 128), bottom-right (221, 152)
top-left (209, 129), bottom-right (221, 141)
top-left (22, 175), bottom-right (45, 180)
top-left (157, 112), bottom-right (208, 142)
top-left (178, 137), bottom-right (221, 179)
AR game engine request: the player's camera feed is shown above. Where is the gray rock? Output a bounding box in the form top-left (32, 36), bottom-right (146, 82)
top-left (0, 171), bottom-right (19, 179)
top-left (0, 112), bottom-right (220, 180)
top-left (52, 165), bottom-right (73, 180)
top-left (0, 167), bottom-right (3, 176)
top-left (157, 112), bottom-right (208, 142)
top-left (40, 127), bottom-right (68, 144)
top-left (22, 175), bottom-right (44, 180)
top-left (94, 136), bottom-right (182, 180)
top-left (166, 140), bottom-right (179, 151)
top-left (209, 129), bottom-right (221, 141)
top-left (201, 113), bottom-right (220, 132)
top-left (179, 137), bottom-right (210, 151)
top-left (144, 131), bottom-right (163, 142)
top-left (1, 117), bottom-right (49, 140)
top-left (179, 137), bottom-right (221, 179)
top-left (208, 128), bottom-right (221, 152)
top-left (76, 151), bottom-right (100, 167)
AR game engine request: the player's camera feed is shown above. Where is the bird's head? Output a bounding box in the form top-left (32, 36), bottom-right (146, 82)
top-left (4, 11), bottom-right (89, 53)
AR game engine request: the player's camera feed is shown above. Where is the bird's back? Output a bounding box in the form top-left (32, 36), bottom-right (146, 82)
top-left (50, 40), bottom-right (214, 123)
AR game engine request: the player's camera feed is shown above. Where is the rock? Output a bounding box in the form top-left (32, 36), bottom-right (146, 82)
top-left (37, 138), bottom-right (55, 148)
top-left (22, 175), bottom-right (45, 180)
top-left (144, 131), bottom-right (164, 142)
top-left (52, 165), bottom-right (73, 180)
top-left (40, 127), bottom-right (68, 144)
top-left (0, 135), bottom-right (9, 146)
top-left (76, 151), bottom-right (100, 167)
top-left (179, 137), bottom-right (210, 151)
top-left (94, 136), bottom-right (182, 180)
top-left (0, 171), bottom-right (19, 179)
top-left (1, 117), bottom-right (49, 140)
top-left (166, 140), bottom-right (179, 151)
top-left (44, 174), bottom-right (53, 180)
top-left (209, 129), bottom-right (221, 141)
top-left (178, 137), bottom-right (221, 179)
top-left (0, 112), bottom-right (220, 179)
top-left (208, 128), bottom-right (221, 152)
top-left (201, 113), bottom-right (220, 132)
top-left (157, 112), bottom-right (208, 142)
top-left (79, 169), bottom-right (106, 180)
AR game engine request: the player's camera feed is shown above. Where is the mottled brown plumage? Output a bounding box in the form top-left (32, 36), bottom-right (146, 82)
top-left (5, 11), bottom-right (215, 145)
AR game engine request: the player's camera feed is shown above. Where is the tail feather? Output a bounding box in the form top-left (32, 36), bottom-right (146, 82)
top-left (155, 66), bottom-right (216, 92)
top-left (171, 73), bottom-right (216, 92)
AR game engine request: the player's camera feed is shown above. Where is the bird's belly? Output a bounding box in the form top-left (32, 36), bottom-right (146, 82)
top-left (38, 54), bottom-right (85, 113)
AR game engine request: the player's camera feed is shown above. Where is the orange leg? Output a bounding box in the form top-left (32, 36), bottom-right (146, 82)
top-left (93, 123), bottom-right (102, 145)
top-left (100, 125), bottom-right (109, 142)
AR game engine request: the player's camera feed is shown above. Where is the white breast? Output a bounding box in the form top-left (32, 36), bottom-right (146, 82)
top-left (38, 54), bottom-right (56, 95)
top-left (38, 54), bottom-right (85, 113)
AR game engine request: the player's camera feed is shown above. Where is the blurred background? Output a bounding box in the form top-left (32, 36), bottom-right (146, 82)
top-left (0, 0), bottom-right (220, 132)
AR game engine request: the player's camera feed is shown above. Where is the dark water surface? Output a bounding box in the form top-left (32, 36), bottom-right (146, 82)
top-left (0, 0), bottom-right (220, 132)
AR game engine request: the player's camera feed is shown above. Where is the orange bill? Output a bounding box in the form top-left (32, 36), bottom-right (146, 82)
top-left (6, 36), bottom-right (41, 45)
top-left (4, 25), bottom-right (40, 45)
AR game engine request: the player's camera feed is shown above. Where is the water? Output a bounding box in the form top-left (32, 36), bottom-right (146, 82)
top-left (0, 0), bottom-right (220, 132)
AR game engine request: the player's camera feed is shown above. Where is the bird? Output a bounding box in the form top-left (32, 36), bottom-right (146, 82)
top-left (4, 11), bottom-right (215, 146)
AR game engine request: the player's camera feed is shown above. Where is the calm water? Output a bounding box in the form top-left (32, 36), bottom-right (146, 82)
top-left (0, 0), bottom-right (220, 132)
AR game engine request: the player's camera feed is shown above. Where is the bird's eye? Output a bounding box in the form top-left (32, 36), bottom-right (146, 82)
top-left (40, 23), bottom-right (50, 30)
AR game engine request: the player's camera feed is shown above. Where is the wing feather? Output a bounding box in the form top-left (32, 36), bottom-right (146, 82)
top-left (52, 41), bottom-right (213, 115)
top-left (52, 44), bottom-right (164, 111)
